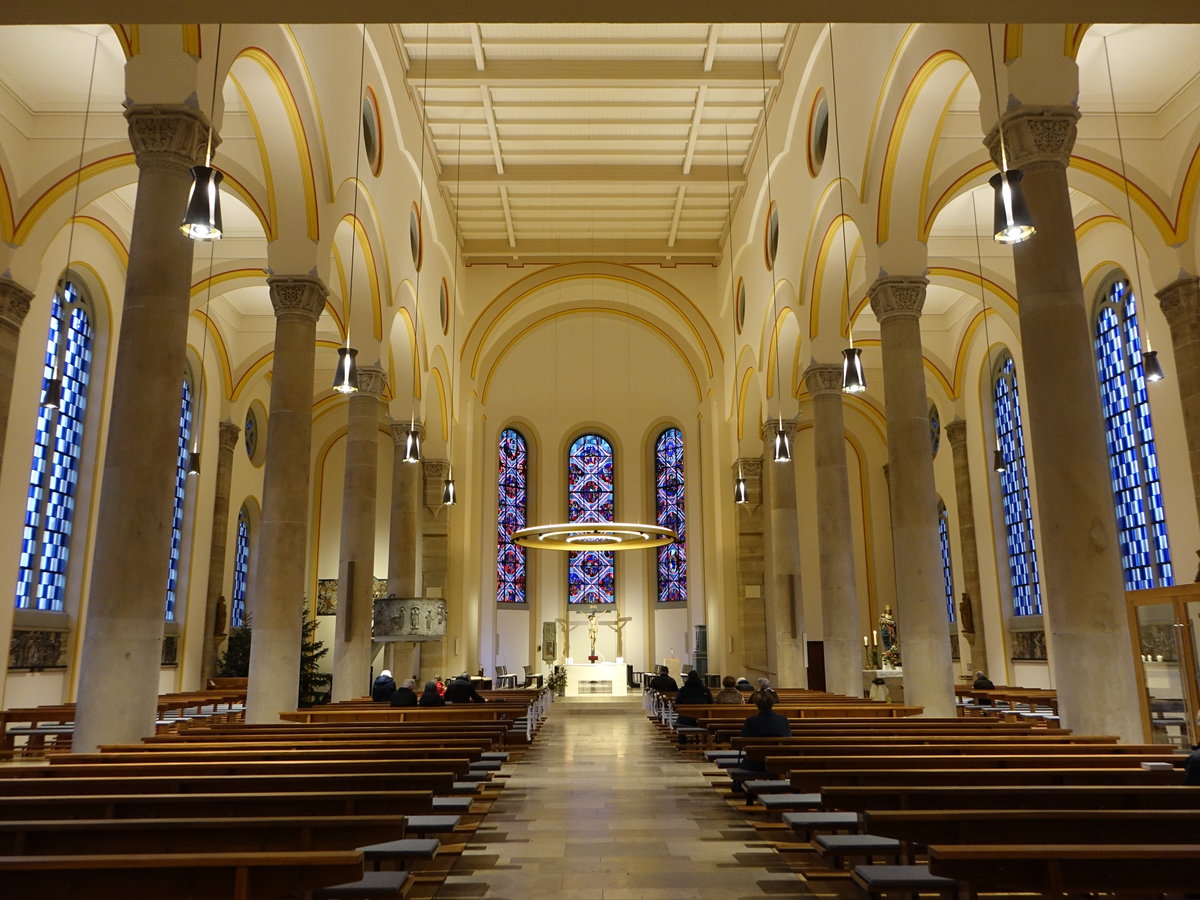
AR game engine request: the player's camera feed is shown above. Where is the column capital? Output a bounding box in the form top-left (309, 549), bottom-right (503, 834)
top-left (1156, 274), bottom-right (1200, 329)
top-left (868, 275), bottom-right (928, 324)
top-left (985, 105), bottom-right (1079, 172)
top-left (803, 362), bottom-right (843, 398)
top-left (356, 365), bottom-right (388, 399)
top-left (761, 417), bottom-right (797, 441)
top-left (125, 104), bottom-right (209, 174)
top-left (217, 420), bottom-right (241, 452)
top-left (267, 275), bottom-right (326, 323)
top-left (734, 457), bottom-right (763, 479)
top-left (423, 458), bottom-right (450, 508)
top-left (945, 417), bottom-right (968, 451)
top-left (0, 277), bottom-right (33, 333)
top-left (390, 419), bottom-right (424, 446)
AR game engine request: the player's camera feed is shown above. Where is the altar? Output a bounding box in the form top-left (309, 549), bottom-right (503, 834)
top-left (564, 661), bottom-right (627, 697)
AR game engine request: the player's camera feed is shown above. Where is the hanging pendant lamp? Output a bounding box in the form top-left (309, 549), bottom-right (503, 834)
top-left (182, 26), bottom-right (225, 241)
top-left (773, 423), bottom-right (791, 463)
top-left (1143, 350), bottom-right (1165, 383)
top-left (993, 445), bottom-right (1005, 473)
top-left (333, 345), bottom-right (359, 393)
top-left (442, 470), bottom-right (457, 506)
top-left (989, 170), bottom-right (1035, 245)
top-left (403, 424), bottom-right (422, 464)
top-left (733, 468), bottom-right (748, 504)
top-left (841, 345), bottom-right (866, 394)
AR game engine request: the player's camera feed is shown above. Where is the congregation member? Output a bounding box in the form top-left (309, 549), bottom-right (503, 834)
top-left (389, 678), bottom-right (419, 707)
top-left (444, 673), bottom-right (487, 703)
top-left (714, 675), bottom-right (745, 704)
top-left (370, 669), bottom-right (397, 702)
top-left (419, 681), bottom-right (446, 706)
top-left (649, 665), bottom-right (679, 692)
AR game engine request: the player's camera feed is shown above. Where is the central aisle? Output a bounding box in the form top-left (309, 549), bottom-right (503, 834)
top-left (443, 695), bottom-right (812, 899)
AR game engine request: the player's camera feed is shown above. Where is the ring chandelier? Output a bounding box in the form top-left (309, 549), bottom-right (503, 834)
top-left (512, 522), bottom-right (676, 551)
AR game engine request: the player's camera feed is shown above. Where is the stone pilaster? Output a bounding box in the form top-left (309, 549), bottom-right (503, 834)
top-left (74, 106), bottom-right (208, 751)
top-left (945, 419), bottom-right (989, 676)
top-left (869, 276), bottom-right (954, 716)
top-left (761, 419), bottom-right (806, 687)
top-left (733, 457), bottom-right (767, 674)
top-left (385, 420), bottom-right (425, 682)
top-left (1157, 276), bottom-right (1200, 527)
top-left (200, 420), bottom-right (241, 680)
top-left (244, 275), bottom-right (326, 723)
top-left (420, 458), bottom-right (450, 678)
top-left (803, 363), bottom-right (861, 697)
top-left (987, 106), bottom-right (1141, 740)
top-left (332, 366), bottom-right (386, 700)
top-left (0, 277), bottom-right (33, 477)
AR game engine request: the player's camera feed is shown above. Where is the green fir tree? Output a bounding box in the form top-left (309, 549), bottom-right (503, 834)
top-left (214, 618), bottom-right (252, 678)
top-left (299, 614), bottom-right (333, 707)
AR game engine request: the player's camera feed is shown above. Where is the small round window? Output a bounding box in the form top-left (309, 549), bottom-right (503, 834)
top-left (439, 278), bottom-right (450, 334)
top-left (808, 90), bottom-right (829, 176)
top-left (735, 277), bottom-right (746, 334)
top-left (362, 88), bottom-right (382, 175)
top-left (764, 201), bottom-right (779, 271)
top-left (244, 400), bottom-right (267, 467)
top-left (409, 202), bottom-right (423, 271)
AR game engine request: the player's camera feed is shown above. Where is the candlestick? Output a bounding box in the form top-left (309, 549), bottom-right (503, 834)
top-left (872, 630), bottom-right (878, 647)
top-left (863, 635), bottom-right (868, 647)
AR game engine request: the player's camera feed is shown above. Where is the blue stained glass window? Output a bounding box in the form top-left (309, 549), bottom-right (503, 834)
top-left (938, 501), bottom-right (954, 622)
top-left (1094, 278), bottom-right (1173, 590)
top-left (655, 427), bottom-right (686, 603)
top-left (165, 377), bottom-right (193, 621)
top-left (231, 506), bottom-right (250, 627)
top-left (567, 434), bottom-right (615, 604)
top-left (496, 428), bottom-right (528, 604)
top-left (993, 354), bottom-right (1042, 616)
top-left (15, 284), bottom-right (93, 611)
top-left (244, 408), bottom-right (257, 461)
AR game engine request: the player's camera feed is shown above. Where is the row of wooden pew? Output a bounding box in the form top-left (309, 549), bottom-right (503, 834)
top-left (0, 688), bottom-right (549, 899)
top-left (648, 686), bottom-right (1198, 898)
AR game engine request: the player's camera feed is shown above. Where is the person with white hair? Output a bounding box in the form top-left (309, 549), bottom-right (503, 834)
top-left (371, 669), bottom-right (397, 702)
top-left (750, 677), bottom-right (779, 706)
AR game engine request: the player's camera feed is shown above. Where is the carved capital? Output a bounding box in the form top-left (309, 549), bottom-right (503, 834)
top-left (217, 420), bottom-right (241, 452)
top-left (423, 459), bottom-right (450, 508)
top-left (868, 275), bottom-right (928, 324)
top-left (355, 365), bottom-right (388, 399)
top-left (267, 275), bottom-right (326, 323)
top-left (390, 419), bottom-right (424, 447)
top-left (761, 417), bottom-right (797, 441)
top-left (984, 105), bottom-right (1079, 171)
top-left (1156, 275), bottom-right (1200, 331)
top-left (735, 457), bottom-right (763, 479)
top-left (803, 362), bottom-right (843, 398)
top-left (126, 104), bottom-right (210, 174)
top-left (0, 277), bottom-right (34, 332)
top-left (945, 418), bottom-right (968, 451)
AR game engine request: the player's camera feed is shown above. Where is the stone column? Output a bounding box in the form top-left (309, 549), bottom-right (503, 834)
top-left (73, 106), bottom-right (207, 751)
top-left (332, 366), bottom-right (386, 700)
top-left (0, 277), bottom-right (32, 477)
top-left (762, 419), bottom-right (806, 687)
top-left (869, 276), bottom-right (954, 716)
top-left (733, 458), bottom-right (767, 674)
top-left (945, 419), bottom-right (989, 676)
top-left (200, 420), bottom-right (241, 680)
top-left (804, 363), bottom-right (861, 698)
top-left (421, 458), bottom-right (450, 677)
top-left (244, 275), bottom-right (326, 723)
top-left (1157, 275), bottom-right (1200, 526)
top-left (386, 421), bottom-right (424, 681)
top-left (987, 106), bottom-right (1141, 740)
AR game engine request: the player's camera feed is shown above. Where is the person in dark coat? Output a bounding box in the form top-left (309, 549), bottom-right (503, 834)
top-left (444, 674), bottom-right (487, 703)
top-left (739, 696), bottom-right (792, 771)
top-left (972, 671), bottom-right (995, 690)
top-left (418, 680), bottom-right (446, 706)
top-left (648, 665), bottom-right (679, 692)
top-left (389, 678), bottom-right (419, 707)
top-left (1184, 746), bottom-right (1200, 786)
top-left (371, 669), bottom-right (397, 702)
top-left (673, 669), bottom-right (714, 735)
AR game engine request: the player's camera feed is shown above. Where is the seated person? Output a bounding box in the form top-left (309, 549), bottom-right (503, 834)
top-left (371, 669), bottom-right (397, 702)
top-left (444, 673), bottom-right (487, 703)
top-left (389, 678), bottom-right (419, 707)
top-left (714, 675), bottom-right (745, 704)
top-left (1184, 745), bottom-right (1200, 786)
top-left (972, 670), bottom-right (995, 690)
top-left (648, 665), bottom-right (679, 693)
top-left (735, 676), bottom-right (754, 692)
top-left (673, 670), bottom-right (713, 730)
top-left (418, 680), bottom-right (446, 706)
top-left (749, 677), bottom-right (780, 706)
top-left (739, 695), bottom-right (792, 771)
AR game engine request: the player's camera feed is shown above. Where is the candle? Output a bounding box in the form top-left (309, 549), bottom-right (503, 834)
top-left (872, 630), bottom-right (878, 647)
top-left (863, 635), bottom-right (868, 647)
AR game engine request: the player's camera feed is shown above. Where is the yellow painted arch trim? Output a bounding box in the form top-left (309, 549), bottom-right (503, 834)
top-left (283, 25), bottom-right (335, 203)
top-left (859, 24), bottom-right (918, 203)
top-left (1075, 214), bottom-right (1123, 241)
top-left (918, 72), bottom-right (971, 243)
top-left (431, 367), bottom-right (449, 442)
top-left (190, 267), bottom-right (267, 299)
top-left (182, 25), bottom-right (201, 57)
top-left (335, 211), bottom-right (383, 341)
top-left (1065, 25), bottom-right (1091, 59)
top-left (190, 308), bottom-right (234, 400)
top-left (736, 365), bottom-right (755, 442)
top-left (927, 266), bottom-right (1018, 314)
top-left (0, 160), bottom-right (13, 242)
top-left (15, 154), bottom-right (132, 245)
top-left (764, 303), bottom-right (799, 401)
top-left (854, 336), bottom-right (955, 398)
top-left (71, 216), bottom-right (128, 267)
top-left (397, 306), bottom-right (423, 402)
top-left (808, 210), bottom-right (852, 340)
top-left (1069, 154), bottom-right (1200, 246)
top-left (228, 72), bottom-right (279, 242)
top-left (1003, 25), bottom-right (1023, 63)
top-left (922, 160), bottom-right (993, 242)
top-left (110, 25), bottom-right (137, 58)
top-left (949, 307), bottom-right (999, 398)
top-left (480, 306), bottom-right (703, 405)
top-left (233, 47), bottom-right (319, 242)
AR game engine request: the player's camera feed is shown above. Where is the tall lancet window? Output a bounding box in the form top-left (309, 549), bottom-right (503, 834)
top-left (993, 353), bottom-right (1042, 616)
top-left (567, 433), bottom-right (615, 604)
top-left (1094, 276), bottom-right (1173, 589)
top-left (938, 500), bottom-right (955, 622)
top-left (15, 281), bottom-right (94, 611)
top-left (231, 505), bottom-right (250, 627)
top-left (654, 427), bottom-right (687, 603)
top-left (165, 375), bottom-right (194, 621)
top-left (496, 428), bottom-right (528, 603)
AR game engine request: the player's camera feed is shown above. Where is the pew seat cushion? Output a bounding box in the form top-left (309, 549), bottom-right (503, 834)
top-left (852, 864), bottom-right (958, 895)
top-left (405, 815), bottom-right (462, 834)
top-left (759, 793), bottom-right (822, 810)
top-left (431, 797), bottom-right (473, 813)
top-left (360, 838), bottom-right (441, 862)
top-left (816, 834), bottom-right (903, 864)
top-left (313, 870), bottom-right (410, 898)
top-left (782, 811), bottom-right (859, 837)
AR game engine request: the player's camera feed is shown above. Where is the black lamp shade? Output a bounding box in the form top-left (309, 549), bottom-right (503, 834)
top-left (403, 428), bottom-right (422, 463)
top-left (40, 377), bottom-right (62, 409)
top-left (181, 165), bottom-right (224, 241)
top-left (442, 477), bottom-right (457, 506)
top-left (993, 446), bottom-right (1005, 473)
top-left (1143, 349), bottom-right (1165, 383)
top-left (773, 426), bottom-right (791, 463)
top-left (989, 169), bottom-right (1035, 244)
top-left (333, 346), bottom-right (359, 393)
top-left (187, 449), bottom-right (201, 476)
top-left (842, 346), bottom-right (867, 393)
top-left (734, 475), bottom-right (748, 504)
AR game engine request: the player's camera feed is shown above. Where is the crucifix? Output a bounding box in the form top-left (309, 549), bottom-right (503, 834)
top-left (603, 614), bottom-right (633, 659)
top-left (555, 616), bottom-right (583, 661)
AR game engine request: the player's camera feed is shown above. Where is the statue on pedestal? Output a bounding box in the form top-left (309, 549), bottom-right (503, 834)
top-left (879, 604), bottom-right (900, 668)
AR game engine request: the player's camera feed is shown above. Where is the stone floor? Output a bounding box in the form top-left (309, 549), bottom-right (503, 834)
top-left (440, 695), bottom-right (816, 900)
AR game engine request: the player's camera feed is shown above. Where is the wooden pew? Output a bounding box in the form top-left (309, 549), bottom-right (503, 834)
top-left (787, 766), bottom-right (1180, 792)
top-left (777, 752), bottom-right (1185, 771)
top-left (4, 759), bottom-right (473, 781)
top-left (0, 771), bottom-right (461, 797)
top-left (821, 783), bottom-right (1200, 812)
top-left (862, 808), bottom-right (1200, 847)
top-left (55, 746), bottom-right (490, 765)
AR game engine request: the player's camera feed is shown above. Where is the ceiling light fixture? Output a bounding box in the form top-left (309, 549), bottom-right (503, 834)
top-left (442, 124), bottom-right (464, 507)
top-left (403, 24), bottom-right (433, 463)
top-left (187, 241), bottom-right (218, 477)
top-left (970, 190), bottom-right (1006, 474)
top-left (724, 126), bottom-right (749, 504)
top-left (181, 25), bottom-right (225, 241)
top-left (986, 24), bottom-right (1035, 245)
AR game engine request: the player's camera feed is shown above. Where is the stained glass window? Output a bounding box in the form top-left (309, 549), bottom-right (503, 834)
top-left (244, 407), bottom-right (257, 461)
top-left (1094, 277), bottom-right (1173, 590)
top-left (15, 283), bottom-right (93, 611)
top-left (165, 376), bottom-right (193, 621)
top-left (232, 505), bottom-right (250, 627)
top-left (567, 433), bottom-right (615, 605)
top-left (655, 427), bottom-right (686, 603)
top-left (993, 354), bottom-right (1042, 616)
top-left (938, 500), bottom-right (954, 622)
top-left (496, 428), bottom-right (528, 604)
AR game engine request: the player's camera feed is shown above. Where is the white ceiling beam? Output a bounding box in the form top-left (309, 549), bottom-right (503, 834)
top-left (499, 185), bottom-right (517, 248)
top-left (469, 23), bottom-right (486, 70)
top-left (408, 58), bottom-right (780, 88)
top-left (703, 24), bottom-right (720, 71)
top-left (682, 85), bottom-right (707, 175)
top-left (479, 85), bottom-right (505, 174)
top-left (440, 164), bottom-right (747, 185)
top-left (667, 185), bottom-right (686, 247)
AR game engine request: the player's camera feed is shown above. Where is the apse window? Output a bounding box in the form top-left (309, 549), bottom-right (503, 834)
top-left (808, 90), bottom-right (829, 176)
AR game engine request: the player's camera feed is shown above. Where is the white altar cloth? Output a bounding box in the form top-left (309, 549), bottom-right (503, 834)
top-left (564, 661), bottom-right (627, 696)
